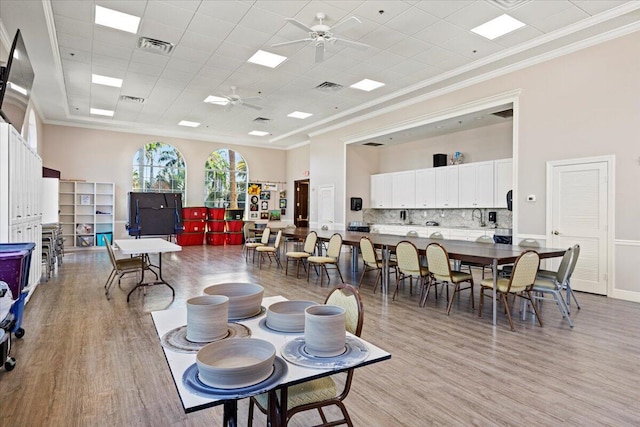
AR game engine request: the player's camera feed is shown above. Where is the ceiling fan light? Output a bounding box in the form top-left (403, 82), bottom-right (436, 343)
top-left (204, 95), bottom-right (229, 105)
top-left (350, 79), bottom-right (385, 92)
top-left (248, 50), bottom-right (287, 68)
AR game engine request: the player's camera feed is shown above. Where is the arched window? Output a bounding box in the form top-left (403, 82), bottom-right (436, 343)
top-left (132, 142), bottom-right (186, 199)
top-left (204, 149), bottom-right (247, 209)
top-left (27, 110), bottom-right (37, 149)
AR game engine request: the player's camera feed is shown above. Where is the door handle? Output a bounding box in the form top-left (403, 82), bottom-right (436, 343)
top-left (553, 230), bottom-right (560, 235)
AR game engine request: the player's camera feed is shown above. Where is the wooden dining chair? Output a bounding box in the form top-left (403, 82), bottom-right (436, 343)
top-left (307, 233), bottom-right (344, 287)
top-left (423, 242), bottom-right (474, 314)
top-left (392, 241), bottom-right (429, 301)
top-left (479, 250), bottom-right (541, 331)
top-left (285, 231), bottom-right (317, 278)
top-left (248, 284), bottom-right (364, 427)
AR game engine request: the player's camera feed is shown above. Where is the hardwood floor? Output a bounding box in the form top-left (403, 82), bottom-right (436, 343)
top-left (1, 244), bottom-right (640, 426)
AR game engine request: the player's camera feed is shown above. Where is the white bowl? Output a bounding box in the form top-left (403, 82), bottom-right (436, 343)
top-left (203, 283), bottom-right (264, 319)
top-left (266, 300), bottom-right (318, 332)
top-left (196, 338), bottom-right (276, 389)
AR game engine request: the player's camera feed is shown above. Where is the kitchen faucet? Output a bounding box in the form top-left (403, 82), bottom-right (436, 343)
top-left (472, 208), bottom-right (485, 227)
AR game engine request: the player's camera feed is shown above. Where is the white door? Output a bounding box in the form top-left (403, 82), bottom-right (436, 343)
top-left (318, 184), bottom-right (335, 229)
top-left (549, 160), bottom-right (609, 295)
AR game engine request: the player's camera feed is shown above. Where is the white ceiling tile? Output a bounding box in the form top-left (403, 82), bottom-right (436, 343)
top-left (384, 7), bottom-right (440, 35)
top-left (179, 31), bottom-right (224, 55)
top-left (93, 25), bottom-right (139, 48)
top-left (387, 58), bottom-right (432, 76)
top-left (91, 84), bottom-right (121, 104)
top-left (204, 53), bottom-right (245, 72)
top-left (571, 0), bottom-right (629, 16)
top-left (414, 0), bottom-right (474, 19)
top-left (362, 50), bottom-right (407, 69)
top-left (163, 60), bottom-right (200, 78)
top-left (359, 25), bottom-right (407, 50)
top-left (131, 49), bottom-right (171, 67)
top-left (128, 61), bottom-right (165, 77)
top-left (214, 41), bottom-right (258, 62)
top-left (439, 32), bottom-right (503, 59)
top-left (156, 1), bottom-right (201, 13)
top-left (56, 32), bottom-right (93, 52)
top-left (414, 19), bottom-right (467, 46)
top-left (155, 77), bottom-right (189, 91)
top-left (91, 53), bottom-right (130, 73)
top-left (144, 1), bottom-right (196, 29)
top-left (52, 14), bottom-right (94, 39)
top-left (351, 1), bottom-right (413, 25)
top-left (52, 0), bottom-right (94, 21)
top-left (444, 1), bottom-right (504, 30)
top-left (388, 36), bottom-right (433, 58)
top-left (254, 0), bottom-right (308, 18)
top-left (292, 2), bottom-right (353, 28)
top-left (59, 46), bottom-right (92, 64)
top-left (187, 13), bottom-right (237, 39)
top-left (93, 41), bottom-right (134, 61)
top-left (121, 73), bottom-right (156, 97)
top-left (239, 5), bottom-right (294, 34)
top-left (532, 6), bottom-right (590, 34)
top-left (96, 0), bottom-right (147, 17)
top-left (170, 45), bottom-right (210, 65)
top-left (138, 18), bottom-right (186, 44)
top-left (492, 24), bottom-right (544, 48)
top-left (509, 1), bottom-right (574, 24)
top-left (197, 0), bottom-right (253, 23)
top-left (225, 25), bottom-right (273, 48)
top-left (413, 45), bottom-right (467, 67)
top-left (324, 1), bottom-right (367, 13)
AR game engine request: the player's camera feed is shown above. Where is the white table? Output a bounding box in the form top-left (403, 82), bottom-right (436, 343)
top-left (151, 296), bottom-right (391, 426)
top-left (114, 238), bottom-right (182, 302)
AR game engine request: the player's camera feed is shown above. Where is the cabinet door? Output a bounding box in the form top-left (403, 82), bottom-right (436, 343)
top-left (457, 164), bottom-right (476, 208)
top-left (458, 162), bottom-right (494, 208)
top-left (494, 159), bottom-right (513, 208)
top-left (415, 169), bottom-right (436, 208)
top-left (370, 174), bottom-right (392, 208)
top-left (436, 166), bottom-right (458, 208)
top-left (391, 171), bottom-right (415, 208)
top-left (476, 161), bottom-right (495, 207)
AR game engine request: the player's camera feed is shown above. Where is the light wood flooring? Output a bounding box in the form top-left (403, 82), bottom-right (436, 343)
top-left (1, 244), bottom-right (640, 426)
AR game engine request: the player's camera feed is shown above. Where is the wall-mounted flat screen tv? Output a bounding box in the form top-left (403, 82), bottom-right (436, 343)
top-left (0, 29), bottom-right (35, 134)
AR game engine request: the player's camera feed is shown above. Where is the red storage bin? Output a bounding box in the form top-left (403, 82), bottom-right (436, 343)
top-left (176, 232), bottom-right (204, 246)
top-left (183, 219), bottom-right (205, 233)
top-left (226, 232), bottom-right (243, 245)
top-left (206, 232), bottom-right (226, 246)
top-left (225, 220), bottom-right (243, 232)
top-left (182, 207), bottom-right (207, 220)
top-left (207, 208), bottom-right (225, 220)
top-left (207, 220), bottom-right (225, 232)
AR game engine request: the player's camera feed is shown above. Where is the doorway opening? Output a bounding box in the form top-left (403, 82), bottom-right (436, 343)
top-left (294, 179), bottom-right (309, 228)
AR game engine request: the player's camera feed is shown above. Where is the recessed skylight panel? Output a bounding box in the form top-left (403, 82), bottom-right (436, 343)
top-left (204, 95), bottom-right (230, 105)
top-left (247, 50), bottom-right (287, 68)
top-left (95, 5), bottom-right (141, 34)
top-left (287, 111), bottom-right (312, 119)
top-left (350, 79), bottom-right (385, 92)
top-left (249, 130), bottom-right (269, 136)
top-left (92, 74), bottom-right (123, 88)
top-left (178, 120), bottom-right (200, 128)
top-left (471, 14), bottom-right (525, 40)
top-left (90, 108), bottom-right (114, 117)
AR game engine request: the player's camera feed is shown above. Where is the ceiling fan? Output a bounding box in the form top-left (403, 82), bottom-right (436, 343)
top-left (205, 86), bottom-right (262, 111)
top-left (272, 12), bottom-right (370, 63)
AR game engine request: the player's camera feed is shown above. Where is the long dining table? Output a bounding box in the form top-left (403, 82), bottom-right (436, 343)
top-left (282, 228), bottom-right (566, 326)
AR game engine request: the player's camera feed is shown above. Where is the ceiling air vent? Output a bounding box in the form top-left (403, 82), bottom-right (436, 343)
top-left (492, 109), bottom-right (514, 118)
top-left (489, 0), bottom-right (532, 10)
top-left (137, 37), bottom-right (175, 55)
top-left (253, 117), bottom-right (271, 123)
top-left (120, 95), bottom-right (146, 104)
top-left (363, 142), bottom-right (384, 147)
top-left (315, 81), bottom-right (343, 92)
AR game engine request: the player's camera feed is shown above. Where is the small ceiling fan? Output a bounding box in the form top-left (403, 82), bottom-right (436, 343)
top-left (273, 12), bottom-right (370, 63)
top-left (205, 86), bottom-right (262, 111)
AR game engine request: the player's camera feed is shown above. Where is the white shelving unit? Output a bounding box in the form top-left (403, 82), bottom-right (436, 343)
top-left (59, 181), bottom-right (114, 248)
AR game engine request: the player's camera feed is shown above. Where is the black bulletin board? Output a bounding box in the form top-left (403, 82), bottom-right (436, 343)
top-left (127, 192), bottom-right (184, 236)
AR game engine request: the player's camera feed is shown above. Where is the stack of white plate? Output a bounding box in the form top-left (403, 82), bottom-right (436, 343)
top-left (203, 283), bottom-right (264, 319)
top-left (196, 338), bottom-right (276, 389)
top-left (186, 295), bottom-right (229, 343)
top-left (266, 300), bottom-right (318, 332)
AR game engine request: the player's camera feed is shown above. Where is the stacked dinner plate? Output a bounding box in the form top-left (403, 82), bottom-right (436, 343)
top-left (266, 300), bottom-right (318, 333)
top-left (196, 338), bottom-right (276, 389)
top-left (203, 283), bottom-right (264, 319)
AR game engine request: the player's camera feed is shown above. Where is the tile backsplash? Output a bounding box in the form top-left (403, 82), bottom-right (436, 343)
top-left (363, 208), bottom-right (512, 229)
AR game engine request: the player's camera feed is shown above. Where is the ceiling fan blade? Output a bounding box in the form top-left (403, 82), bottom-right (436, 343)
top-left (240, 102), bottom-right (263, 111)
top-left (315, 43), bottom-right (325, 63)
top-left (241, 96), bottom-right (262, 102)
top-left (284, 17), bottom-right (315, 33)
top-left (272, 39), bottom-right (313, 48)
top-left (334, 37), bottom-right (370, 50)
top-left (330, 16), bottom-right (361, 33)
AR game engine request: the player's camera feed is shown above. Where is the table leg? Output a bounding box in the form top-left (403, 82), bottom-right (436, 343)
top-left (351, 246), bottom-right (359, 273)
top-left (223, 400), bottom-right (238, 427)
top-left (267, 387), bottom-right (287, 427)
top-left (381, 246), bottom-right (390, 294)
top-left (126, 252), bottom-right (176, 302)
top-left (492, 259), bottom-right (498, 326)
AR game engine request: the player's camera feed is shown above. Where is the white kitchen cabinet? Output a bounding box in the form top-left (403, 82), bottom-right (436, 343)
top-left (370, 173), bottom-right (392, 208)
top-left (458, 161), bottom-right (494, 208)
top-left (415, 168), bottom-right (436, 208)
top-left (435, 165), bottom-right (459, 208)
top-left (494, 158), bottom-right (513, 208)
top-left (391, 170), bottom-right (415, 208)
top-left (0, 123), bottom-right (42, 294)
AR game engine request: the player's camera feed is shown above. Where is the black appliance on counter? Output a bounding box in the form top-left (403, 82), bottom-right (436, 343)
top-left (347, 221), bottom-right (370, 232)
top-left (493, 228), bottom-right (513, 244)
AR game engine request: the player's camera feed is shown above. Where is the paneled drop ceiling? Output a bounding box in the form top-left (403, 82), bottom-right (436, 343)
top-left (1, 0), bottom-right (639, 148)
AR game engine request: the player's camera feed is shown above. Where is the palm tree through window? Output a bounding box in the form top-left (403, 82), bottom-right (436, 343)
top-left (204, 149), bottom-right (247, 209)
top-left (132, 142), bottom-right (186, 199)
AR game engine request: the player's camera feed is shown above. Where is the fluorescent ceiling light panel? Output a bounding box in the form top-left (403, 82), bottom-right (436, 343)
top-left (350, 79), bottom-right (385, 92)
top-left (92, 74), bottom-right (123, 88)
top-left (178, 120), bottom-right (200, 128)
top-left (95, 5), bottom-right (141, 34)
top-left (249, 130), bottom-right (269, 136)
top-left (471, 14), bottom-right (525, 40)
top-left (287, 111), bottom-right (312, 119)
top-left (7, 82), bottom-right (27, 96)
top-left (247, 50), bottom-right (287, 68)
top-left (204, 95), bottom-right (229, 105)
top-left (90, 108), bottom-right (114, 117)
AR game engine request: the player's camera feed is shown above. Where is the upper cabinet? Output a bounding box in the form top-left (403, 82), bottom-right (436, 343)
top-left (435, 165), bottom-right (459, 208)
top-left (371, 173), bottom-right (392, 208)
top-left (415, 168), bottom-right (436, 208)
top-left (458, 161), bottom-right (494, 208)
top-left (391, 171), bottom-right (415, 208)
top-left (494, 159), bottom-right (513, 208)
